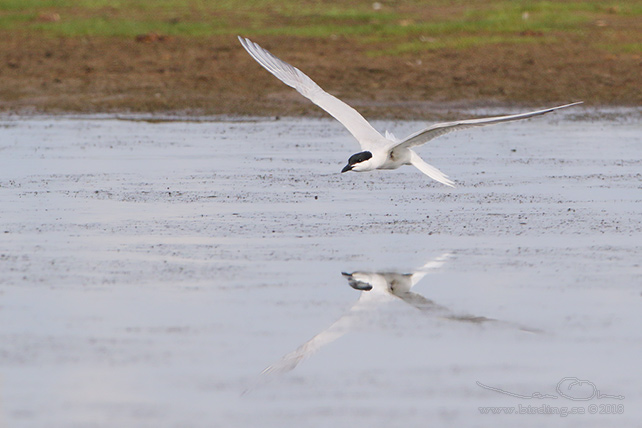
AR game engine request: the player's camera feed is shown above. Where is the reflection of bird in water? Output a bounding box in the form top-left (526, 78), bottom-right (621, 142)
top-left (258, 253), bottom-right (536, 378)
top-left (342, 260), bottom-right (492, 324)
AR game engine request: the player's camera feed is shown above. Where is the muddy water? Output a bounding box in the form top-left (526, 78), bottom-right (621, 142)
top-left (1, 109), bottom-right (640, 427)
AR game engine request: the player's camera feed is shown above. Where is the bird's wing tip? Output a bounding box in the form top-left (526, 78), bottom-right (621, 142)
top-left (560, 101), bottom-right (583, 108)
top-left (430, 176), bottom-right (456, 188)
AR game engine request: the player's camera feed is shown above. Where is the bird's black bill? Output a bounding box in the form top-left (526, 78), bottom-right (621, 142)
top-left (341, 164), bottom-right (352, 173)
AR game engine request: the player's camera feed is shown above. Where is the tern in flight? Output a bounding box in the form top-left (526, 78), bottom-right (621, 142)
top-left (238, 36), bottom-right (582, 187)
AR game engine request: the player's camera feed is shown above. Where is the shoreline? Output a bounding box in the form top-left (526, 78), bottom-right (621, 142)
top-left (1, 32), bottom-right (639, 120)
top-left (1, 103), bottom-right (639, 123)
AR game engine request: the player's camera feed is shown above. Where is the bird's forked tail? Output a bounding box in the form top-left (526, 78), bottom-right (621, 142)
top-left (409, 150), bottom-right (455, 187)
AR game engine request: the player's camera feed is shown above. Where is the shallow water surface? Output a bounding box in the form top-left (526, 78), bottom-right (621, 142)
top-left (0, 110), bottom-right (641, 427)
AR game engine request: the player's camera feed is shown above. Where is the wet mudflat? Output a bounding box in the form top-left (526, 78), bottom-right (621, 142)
top-left (1, 108), bottom-right (641, 427)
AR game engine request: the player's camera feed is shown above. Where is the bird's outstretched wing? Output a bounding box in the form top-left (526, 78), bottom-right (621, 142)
top-left (260, 287), bottom-right (390, 375)
top-left (395, 291), bottom-right (451, 313)
top-left (238, 36), bottom-right (385, 150)
top-left (260, 318), bottom-right (348, 375)
top-left (394, 102), bottom-right (583, 150)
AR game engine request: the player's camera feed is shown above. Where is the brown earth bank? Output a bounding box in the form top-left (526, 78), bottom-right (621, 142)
top-left (0, 33), bottom-right (640, 119)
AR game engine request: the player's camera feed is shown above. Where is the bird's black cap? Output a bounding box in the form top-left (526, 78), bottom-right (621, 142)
top-left (341, 151), bottom-right (372, 173)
